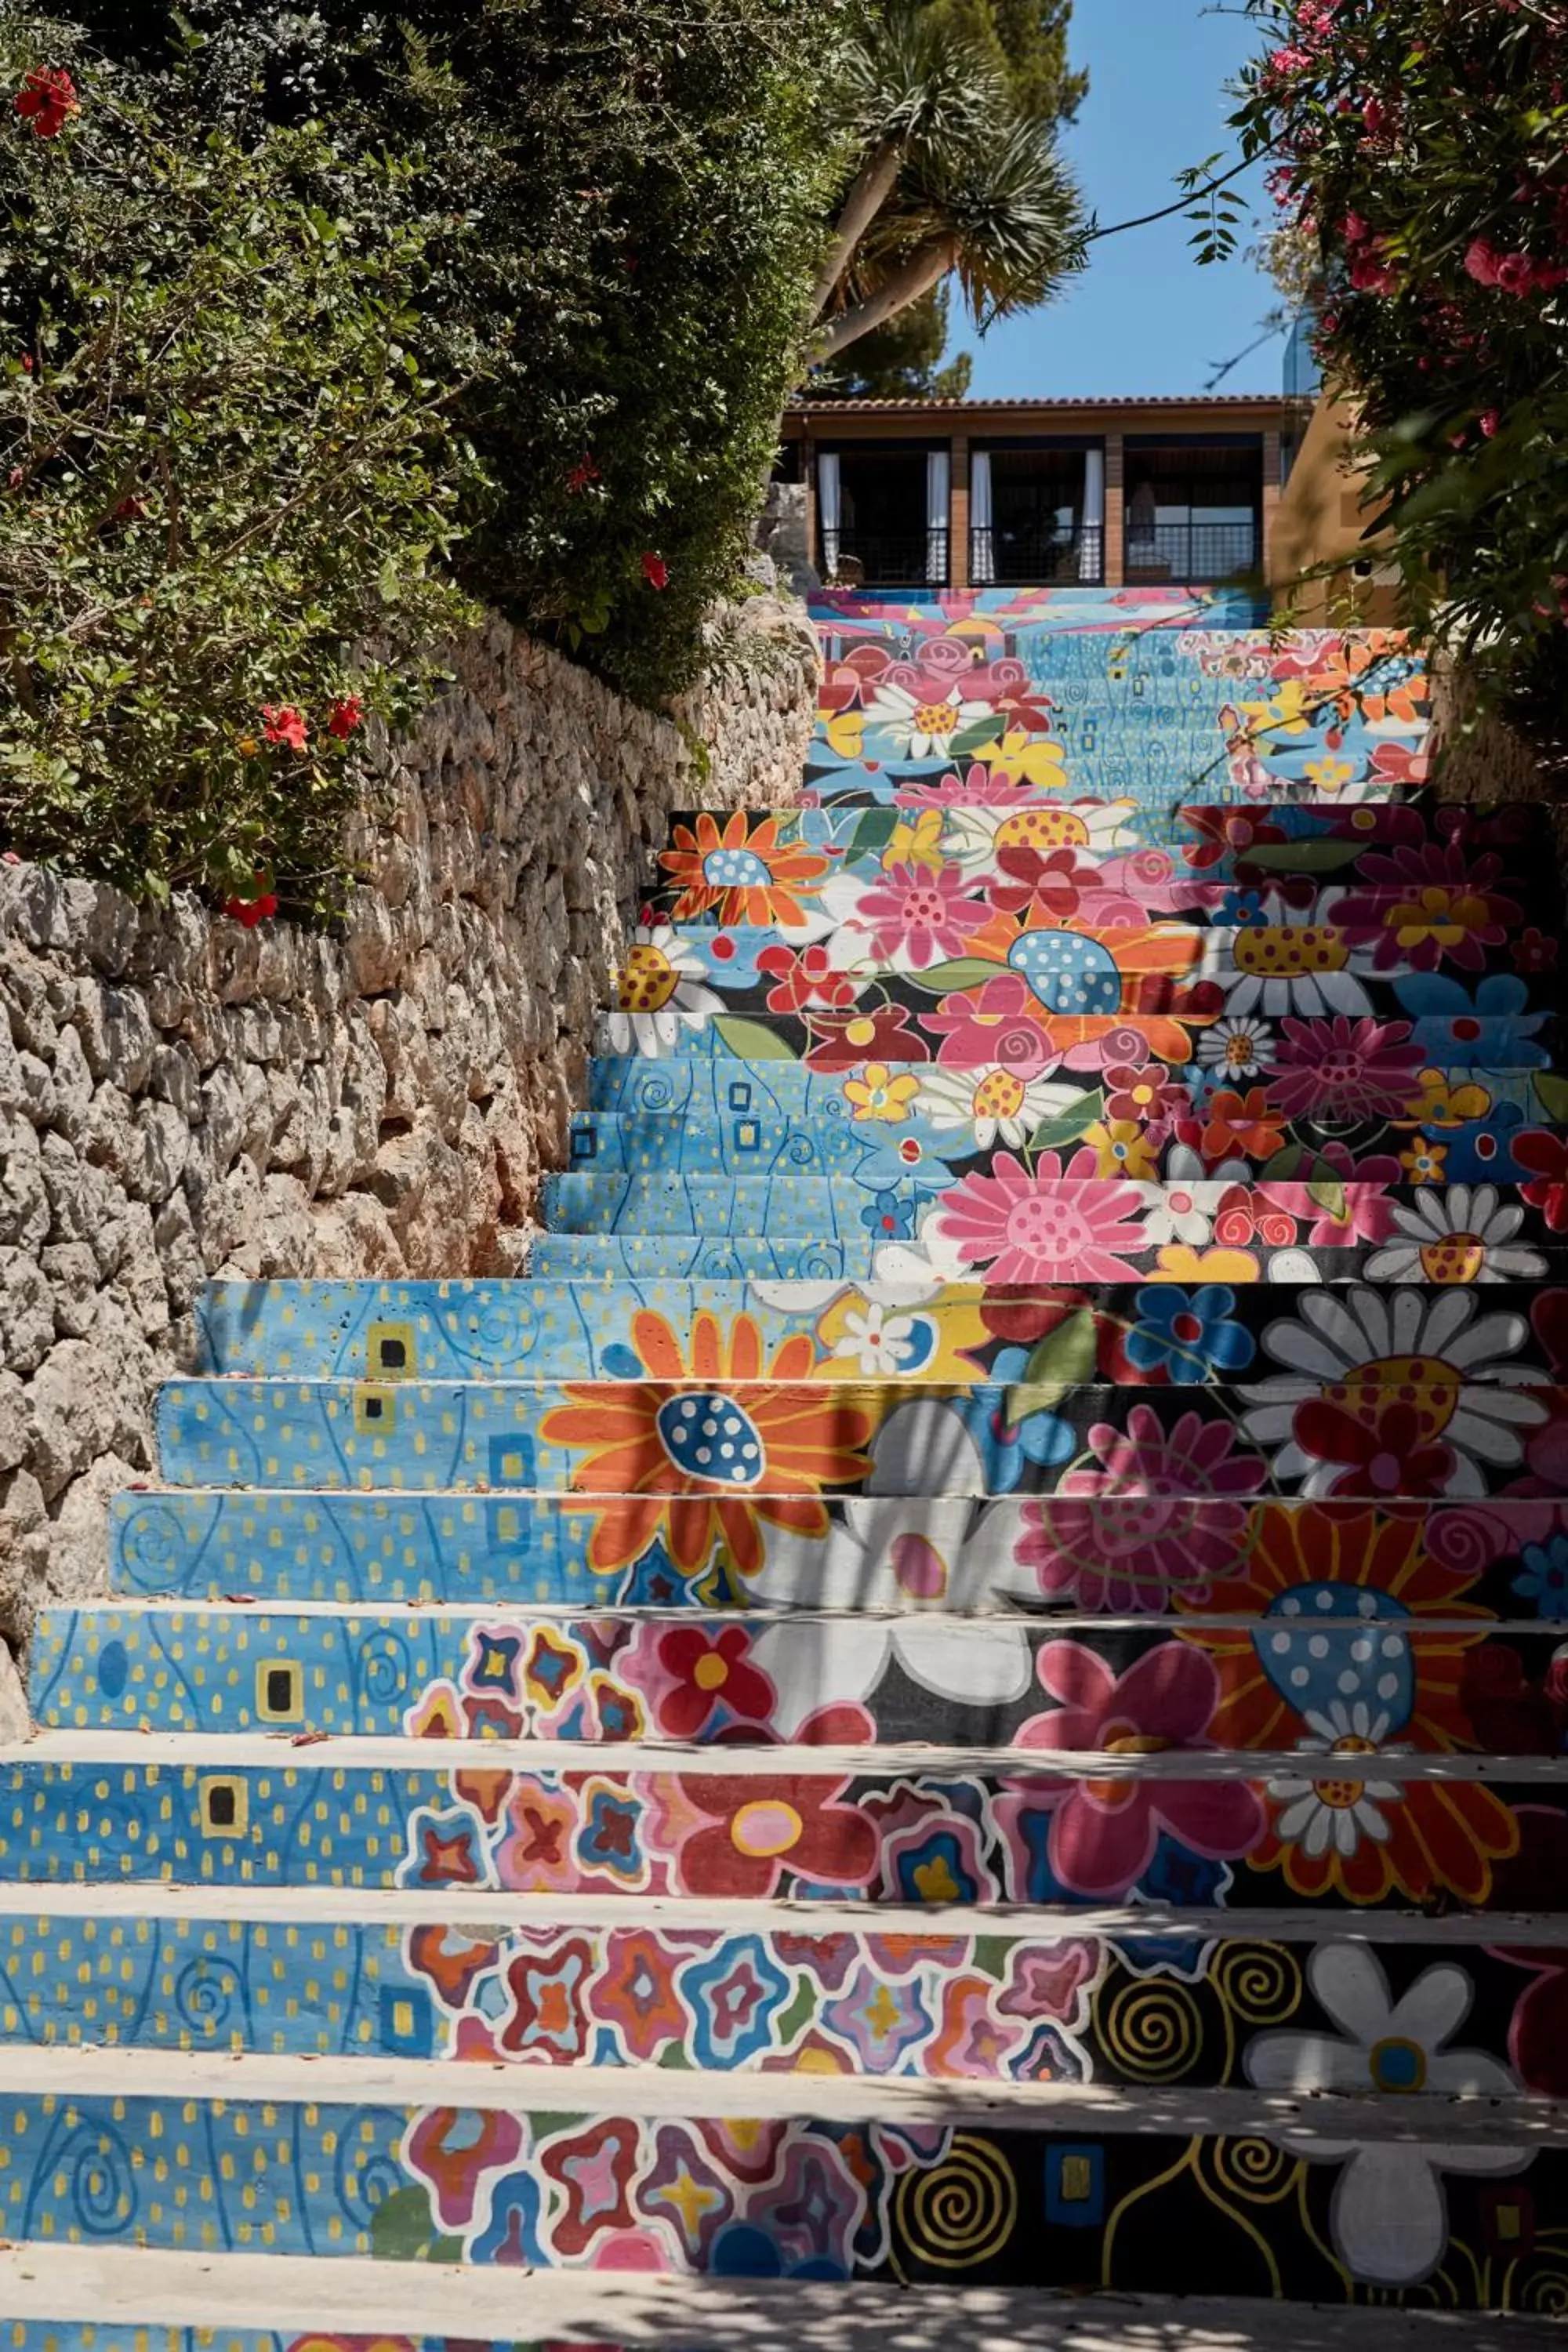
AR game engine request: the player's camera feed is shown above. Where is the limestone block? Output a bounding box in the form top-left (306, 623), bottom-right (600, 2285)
top-left (0, 1115), bottom-right (49, 1251)
top-left (152, 1185), bottom-right (205, 1317)
top-left (0, 1249), bottom-right (55, 1374)
top-left (36, 1241), bottom-right (98, 1344)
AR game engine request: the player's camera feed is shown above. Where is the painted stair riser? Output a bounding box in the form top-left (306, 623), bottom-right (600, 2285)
top-left (191, 1279), bottom-right (1568, 1383)
top-left (153, 1371), bottom-right (1567, 1501)
top-left (34, 1606), bottom-right (1566, 1750)
top-left (535, 1171), bottom-right (1564, 1242)
top-left (563, 1111), bottom-right (1559, 1183)
top-left (800, 773), bottom-right (1415, 815)
top-left (0, 2082), bottom-right (1552, 2298)
top-left (630, 924), bottom-right (1555, 1000)
top-left (593, 1011), bottom-right (1555, 1069)
top-left (106, 1491), bottom-right (1568, 1615)
top-left (1, 1913), bottom-right (1549, 2097)
top-left (675, 800), bottom-right (1544, 857)
top-left (0, 1752), bottom-right (1559, 1907)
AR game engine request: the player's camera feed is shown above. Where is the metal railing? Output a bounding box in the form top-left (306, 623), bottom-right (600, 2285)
top-left (1124, 520), bottom-right (1258, 583)
top-left (821, 528), bottom-right (949, 586)
top-left (970, 524), bottom-right (1103, 586)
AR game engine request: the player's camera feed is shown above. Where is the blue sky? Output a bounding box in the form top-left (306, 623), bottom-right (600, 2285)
top-left (962, 0), bottom-right (1283, 400)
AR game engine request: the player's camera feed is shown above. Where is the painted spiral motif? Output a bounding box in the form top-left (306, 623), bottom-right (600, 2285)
top-left (1214, 1942), bottom-right (1301, 2028)
top-left (894, 2133), bottom-right (1019, 2272)
top-left (1210, 2136), bottom-right (1298, 2205)
top-left (174, 1953), bottom-right (246, 2043)
top-left (1100, 1976), bottom-right (1203, 2083)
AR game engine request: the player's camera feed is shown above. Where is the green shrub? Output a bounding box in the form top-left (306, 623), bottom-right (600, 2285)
top-left (45, 0), bottom-right (850, 706)
top-left (0, 23), bottom-right (483, 911)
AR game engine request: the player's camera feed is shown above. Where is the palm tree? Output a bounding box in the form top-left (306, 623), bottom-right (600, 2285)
top-left (807, 2), bottom-right (1084, 369)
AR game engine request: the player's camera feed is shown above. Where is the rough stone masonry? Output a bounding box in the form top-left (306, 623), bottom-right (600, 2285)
top-left (0, 595), bottom-right (818, 1649)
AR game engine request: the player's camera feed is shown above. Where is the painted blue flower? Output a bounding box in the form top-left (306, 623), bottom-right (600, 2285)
top-left (1515, 1534), bottom-right (1568, 1619)
top-left (860, 1189), bottom-right (913, 1240)
top-left (1125, 1286), bottom-right (1254, 1380)
top-left (853, 1118), bottom-right (960, 1192)
top-left (1393, 971), bottom-right (1548, 1069)
top-left (1215, 887), bottom-right (1267, 927)
top-left (956, 1347), bottom-right (1076, 1493)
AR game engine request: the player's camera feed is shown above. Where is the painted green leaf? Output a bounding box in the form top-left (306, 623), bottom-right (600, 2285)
top-left (848, 808), bottom-right (900, 861)
top-left (1535, 1073), bottom-right (1568, 1122)
top-left (949, 718), bottom-right (1004, 760)
top-left (1308, 1176), bottom-right (1348, 1221)
top-left (906, 956), bottom-right (1008, 993)
top-left (1260, 1145), bottom-right (1305, 1178)
top-left (713, 1015), bottom-right (797, 1062)
top-left (1245, 840), bottom-right (1368, 874)
top-left (1028, 1092), bottom-right (1102, 1151)
top-left (1022, 1310), bottom-right (1098, 1389)
top-left (370, 2186), bottom-right (441, 2263)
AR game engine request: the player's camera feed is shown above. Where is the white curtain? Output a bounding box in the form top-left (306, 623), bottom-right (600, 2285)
top-left (817, 451), bottom-right (841, 577)
top-left (1080, 446), bottom-right (1106, 582)
top-left (970, 450), bottom-right (994, 585)
top-left (926, 448), bottom-right (950, 585)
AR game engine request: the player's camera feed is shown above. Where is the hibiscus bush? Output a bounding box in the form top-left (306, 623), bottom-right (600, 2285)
top-left (45, 0), bottom-right (848, 708)
top-left (0, 23), bottom-right (481, 910)
top-left (1235, 0), bottom-right (1568, 751)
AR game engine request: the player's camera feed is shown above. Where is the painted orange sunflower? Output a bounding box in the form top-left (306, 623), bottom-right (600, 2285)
top-left (660, 811), bottom-right (832, 928)
top-left (539, 1310), bottom-right (873, 1577)
top-left (1176, 1502), bottom-right (1516, 1904)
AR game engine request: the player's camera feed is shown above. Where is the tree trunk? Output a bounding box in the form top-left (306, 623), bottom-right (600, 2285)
top-left (814, 238), bottom-right (959, 360)
top-left (807, 140), bottom-right (907, 323)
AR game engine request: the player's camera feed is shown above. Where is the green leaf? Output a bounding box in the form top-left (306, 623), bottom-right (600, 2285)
top-left (1535, 1073), bottom-right (1568, 1122)
top-left (1021, 1308), bottom-right (1098, 1390)
top-left (948, 717), bottom-right (1004, 760)
top-left (905, 956), bottom-right (1007, 993)
top-left (1243, 840), bottom-right (1370, 875)
top-left (1308, 1176), bottom-right (1348, 1221)
top-left (847, 807), bottom-right (900, 862)
top-left (713, 1016), bottom-right (797, 1062)
top-left (1028, 1091), bottom-right (1102, 1151)
top-left (370, 2186), bottom-right (441, 2263)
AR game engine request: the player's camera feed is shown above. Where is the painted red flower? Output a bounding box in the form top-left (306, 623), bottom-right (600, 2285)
top-left (641, 550), bottom-right (669, 590)
top-left (652, 1625), bottom-right (775, 1737)
top-left (326, 695), bottom-right (363, 739)
top-left (14, 67), bottom-right (77, 137)
top-left (1515, 1131), bottom-right (1568, 1231)
top-left (802, 1004), bottom-right (930, 1068)
top-left (677, 1707), bottom-right (877, 1898)
top-left (988, 845), bottom-right (1083, 925)
top-left (261, 704), bottom-right (309, 753)
top-left (756, 941), bottom-right (858, 1014)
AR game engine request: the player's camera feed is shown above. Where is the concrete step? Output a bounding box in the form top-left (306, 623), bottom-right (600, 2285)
top-left (33, 1598), bottom-right (1563, 1746)
top-left (106, 1488), bottom-right (1568, 1612)
top-left (4, 2245), bottom-right (1560, 2349)
top-left (190, 1279), bottom-right (1568, 1382)
top-left (6, 1883), bottom-right (1561, 2084)
top-left (0, 2042), bottom-right (1552, 2292)
top-left (591, 1005), bottom-right (1555, 1069)
top-left (153, 1363), bottom-right (1563, 1498)
top-left (0, 1730), bottom-right (1562, 1909)
top-left (535, 1168), bottom-right (1565, 1243)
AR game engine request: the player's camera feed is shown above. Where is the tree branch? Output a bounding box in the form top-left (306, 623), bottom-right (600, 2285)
top-left (809, 139), bottom-right (907, 322)
top-left (1086, 151), bottom-right (1261, 245)
top-left (815, 237), bottom-right (960, 360)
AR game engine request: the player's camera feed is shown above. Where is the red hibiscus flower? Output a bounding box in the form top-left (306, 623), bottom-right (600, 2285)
top-left (641, 550), bottom-right (669, 590)
top-left (326, 695), bottom-right (363, 739)
top-left (1515, 1131), bottom-right (1568, 1231)
top-left (652, 1626), bottom-right (775, 1738)
top-left (223, 876), bottom-right (278, 928)
top-left (261, 704), bottom-right (309, 753)
top-left (14, 67), bottom-right (77, 138)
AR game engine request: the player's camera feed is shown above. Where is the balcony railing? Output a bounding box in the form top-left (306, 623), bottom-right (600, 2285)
top-left (821, 528), bottom-right (949, 587)
top-left (1124, 520), bottom-right (1258, 584)
top-left (970, 524), bottom-right (1103, 586)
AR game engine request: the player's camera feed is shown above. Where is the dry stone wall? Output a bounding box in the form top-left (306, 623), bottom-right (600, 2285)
top-left (0, 596), bottom-right (818, 1639)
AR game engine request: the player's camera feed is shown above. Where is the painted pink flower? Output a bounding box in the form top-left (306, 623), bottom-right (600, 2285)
top-left (895, 763), bottom-right (1027, 809)
top-left (1000, 1642), bottom-right (1265, 1900)
top-left (925, 970), bottom-right (1058, 1074)
top-left (1059, 1403), bottom-right (1268, 1505)
top-left (1015, 1485), bottom-right (1257, 1614)
top-left (855, 861), bottom-right (985, 968)
top-left (1269, 1013), bottom-right (1425, 1119)
top-left (933, 1152), bottom-right (1146, 1282)
top-left (1333, 844), bottom-right (1519, 971)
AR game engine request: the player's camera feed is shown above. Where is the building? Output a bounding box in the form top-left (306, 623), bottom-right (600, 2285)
top-left (778, 393), bottom-right (1313, 596)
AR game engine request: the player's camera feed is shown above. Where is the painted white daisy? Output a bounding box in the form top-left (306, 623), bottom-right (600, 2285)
top-left (1240, 1287), bottom-right (1545, 1497)
top-left (1245, 1944), bottom-right (1523, 2287)
top-left (1140, 1178), bottom-right (1218, 1250)
top-left (1215, 920), bottom-right (1373, 1020)
top-left (1363, 1185), bottom-right (1548, 1286)
top-left (863, 678), bottom-right (994, 761)
top-left (829, 1301), bottom-right (925, 1376)
top-left (604, 924), bottom-right (722, 1058)
top-left (943, 799), bottom-right (1139, 868)
top-left (915, 1063), bottom-right (1080, 1151)
top-left (1196, 1014), bottom-right (1276, 1080)
top-left (1268, 1730), bottom-right (1406, 1865)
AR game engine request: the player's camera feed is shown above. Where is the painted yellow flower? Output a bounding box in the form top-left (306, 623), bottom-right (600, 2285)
top-left (1155, 1243), bottom-right (1263, 1283)
top-left (822, 710), bottom-right (866, 760)
top-left (1084, 1118), bottom-right (1159, 1179)
top-left (1304, 756), bottom-right (1356, 795)
top-left (1407, 1069), bottom-right (1492, 1130)
top-left (982, 728), bottom-right (1069, 789)
top-left (843, 1063), bottom-right (920, 1123)
top-left (1399, 1138), bottom-right (1448, 1182)
top-left (813, 1288), bottom-right (991, 1381)
top-left (883, 809), bottom-right (946, 874)
top-left (1236, 677), bottom-right (1313, 740)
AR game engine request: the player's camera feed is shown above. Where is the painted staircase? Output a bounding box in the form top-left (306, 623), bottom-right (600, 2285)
top-left (10, 583), bottom-right (1568, 2350)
